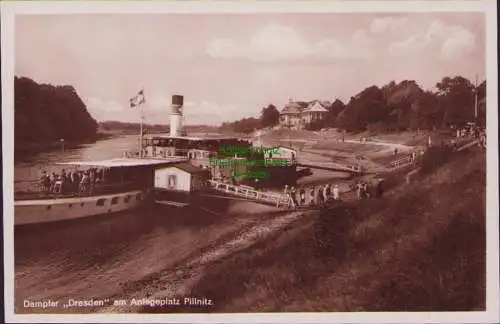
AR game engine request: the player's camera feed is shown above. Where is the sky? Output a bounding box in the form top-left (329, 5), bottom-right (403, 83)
top-left (15, 12), bottom-right (485, 126)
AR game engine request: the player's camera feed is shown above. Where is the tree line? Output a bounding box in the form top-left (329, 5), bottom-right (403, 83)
top-left (220, 76), bottom-right (486, 134)
top-left (15, 76), bottom-right (99, 145)
top-left (99, 121), bottom-right (170, 134)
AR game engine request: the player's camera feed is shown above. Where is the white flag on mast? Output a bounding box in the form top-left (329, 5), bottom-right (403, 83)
top-left (129, 89), bottom-right (146, 108)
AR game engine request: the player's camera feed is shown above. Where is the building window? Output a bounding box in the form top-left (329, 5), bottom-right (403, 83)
top-left (124, 195), bottom-right (131, 203)
top-left (136, 193), bottom-right (142, 201)
top-left (111, 197), bottom-right (119, 205)
top-left (96, 199), bottom-right (106, 206)
top-left (167, 174), bottom-right (177, 189)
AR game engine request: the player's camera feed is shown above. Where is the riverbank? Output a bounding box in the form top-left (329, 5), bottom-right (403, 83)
top-left (164, 145), bottom-right (486, 312)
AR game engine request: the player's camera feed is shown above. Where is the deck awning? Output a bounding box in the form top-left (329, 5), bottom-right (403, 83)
top-left (56, 157), bottom-right (188, 168)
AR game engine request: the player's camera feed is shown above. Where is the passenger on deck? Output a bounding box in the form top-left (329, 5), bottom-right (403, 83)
top-left (80, 171), bottom-right (89, 194)
top-left (53, 174), bottom-right (62, 194)
top-left (49, 172), bottom-right (56, 193)
top-left (60, 169), bottom-right (69, 194)
top-left (72, 171), bottom-right (80, 194)
top-left (89, 169), bottom-right (96, 193)
top-left (39, 171), bottom-right (50, 193)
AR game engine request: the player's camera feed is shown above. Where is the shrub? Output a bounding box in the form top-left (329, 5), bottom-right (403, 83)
top-left (419, 145), bottom-right (454, 175)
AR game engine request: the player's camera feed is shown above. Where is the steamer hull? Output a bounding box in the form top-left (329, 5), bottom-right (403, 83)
top-left (14, 190), bottom-right (148, 226)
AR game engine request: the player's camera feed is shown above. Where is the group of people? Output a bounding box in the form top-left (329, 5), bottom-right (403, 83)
top-left (354, 180), bottom-right (384, 199)
top-left (283, 177), bottom-right (385, 208)
top-left (455, 124), bottom-right (486, 149)
top-left (283, 183), bottom-right (342, 208)
top-left (38, 168), bottom-right (105, 195)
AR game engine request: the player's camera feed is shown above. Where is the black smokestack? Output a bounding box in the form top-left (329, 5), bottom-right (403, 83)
top-left (172, 95), bottom-right (184, 106)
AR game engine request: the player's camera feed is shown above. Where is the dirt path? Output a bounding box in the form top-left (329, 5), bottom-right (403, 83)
top-left (342, 139), bottom-right (413, 151)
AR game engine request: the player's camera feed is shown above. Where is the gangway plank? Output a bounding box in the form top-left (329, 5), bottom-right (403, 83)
top-left (205, 180), bottom-right (294, 209)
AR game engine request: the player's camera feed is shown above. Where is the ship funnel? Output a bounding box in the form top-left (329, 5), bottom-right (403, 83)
top-left (170, 94), bottom-right (184, 136)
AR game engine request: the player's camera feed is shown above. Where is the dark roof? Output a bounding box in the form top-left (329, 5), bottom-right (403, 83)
top-left (281, 101), bottom-right (303, 115)
top-left (171, 162), bottom-right (208, 174)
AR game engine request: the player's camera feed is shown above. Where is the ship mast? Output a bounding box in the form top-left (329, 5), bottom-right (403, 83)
top-left (139, 100), bottom-right (144, 157)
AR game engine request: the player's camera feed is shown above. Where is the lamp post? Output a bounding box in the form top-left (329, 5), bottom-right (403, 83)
top-left (474, 74), bottom-right (479, 122)
top-left (60, 138), bottom-right (65, 152)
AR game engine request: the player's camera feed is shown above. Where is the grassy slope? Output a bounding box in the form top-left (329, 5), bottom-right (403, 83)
top-left (183, 148), bottom-right (486, 312)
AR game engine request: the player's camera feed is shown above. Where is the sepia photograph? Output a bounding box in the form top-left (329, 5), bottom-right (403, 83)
top-left (2, 1), bottom-right (499, 323)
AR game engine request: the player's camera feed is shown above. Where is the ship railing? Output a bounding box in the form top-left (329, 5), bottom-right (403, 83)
top-left (206, 180), bottom-right (293, 208)
top-left (123, 150), bottom-right (190, 161)
top-left (16, 180), bottom-right (145, 199)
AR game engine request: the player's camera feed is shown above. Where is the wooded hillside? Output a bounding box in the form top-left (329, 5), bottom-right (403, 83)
top-left (15, 76), bottom-right (98, 145)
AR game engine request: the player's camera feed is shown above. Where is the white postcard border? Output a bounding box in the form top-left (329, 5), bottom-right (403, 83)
top-left (2, 1), bottom-right (498, 323)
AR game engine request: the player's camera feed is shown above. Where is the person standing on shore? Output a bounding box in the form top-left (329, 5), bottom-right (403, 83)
top-left (363, 182), bottom-right (370, 199)
top-left (322, 185), bottom-right (329, 206)
top-left (290, 186), bottom-right (298, 208)
top-left (356, 182), bottom-right (362, 200)
top-left (299, 187), bottom-right (306, 206)
top-left (310, 187), bottom-right (316, 206)
top-left (333, 184), bottom-right (340, 201)
top-left (376, 178), bottom-right (384, 198)
top-left (316, 186), bottom-right (324, 206)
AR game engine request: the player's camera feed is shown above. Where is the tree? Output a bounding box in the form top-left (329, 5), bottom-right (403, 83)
top-left (219, 117), bottom-right (261, 134)
top-left (322, 99), bottom-right (345, 128)
top-left (260, 104), bottom-right (280, 128)
top-left (435, 76), bottom-right (475, 127)
top-left (339, 86), bottom-right (387, 132)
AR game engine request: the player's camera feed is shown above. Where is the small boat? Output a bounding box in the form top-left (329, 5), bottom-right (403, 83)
top-left (14, 157), bottom-right (187, 226)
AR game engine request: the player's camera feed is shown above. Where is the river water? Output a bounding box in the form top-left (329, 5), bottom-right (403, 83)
top-left (13, 134), bottom-right (354, 314)
top-left (12, 135), bottom-right (295, 314)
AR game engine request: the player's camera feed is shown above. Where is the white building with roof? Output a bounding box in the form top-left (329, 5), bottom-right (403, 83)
top-left (301, 101), bottom-right (328, 124)
top-left (279, 99), bottom-right (329, 130)
top-left (279, 98), bottom-right (304, 130)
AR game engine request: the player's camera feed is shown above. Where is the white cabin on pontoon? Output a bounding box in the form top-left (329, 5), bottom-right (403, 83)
top-left (152, 162), bottom-right (210, 207)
